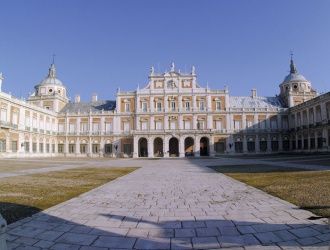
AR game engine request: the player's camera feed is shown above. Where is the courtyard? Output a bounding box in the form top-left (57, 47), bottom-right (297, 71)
top-left (1, 154), bottom-right (330, 249)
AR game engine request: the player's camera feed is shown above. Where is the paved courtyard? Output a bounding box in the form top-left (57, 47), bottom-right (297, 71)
top-left (4, 157), bottom-right (330, 249)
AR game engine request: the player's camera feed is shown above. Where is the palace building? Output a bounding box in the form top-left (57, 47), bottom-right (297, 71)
top-left (0, 60), bottom-right (329, 158)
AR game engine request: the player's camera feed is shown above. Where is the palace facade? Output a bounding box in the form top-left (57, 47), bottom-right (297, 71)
top-left (0, 60), bottom-right (329, 158)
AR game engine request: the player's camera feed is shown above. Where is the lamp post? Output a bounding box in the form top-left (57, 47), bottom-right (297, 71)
top-left (0, 213), bottom-right (7, 250)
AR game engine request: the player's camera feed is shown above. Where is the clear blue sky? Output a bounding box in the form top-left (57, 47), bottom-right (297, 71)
top-left (1, 0), bottom-right (329, 101)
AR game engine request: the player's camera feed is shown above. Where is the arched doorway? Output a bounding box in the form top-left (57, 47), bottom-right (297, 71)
top-left (138, 138), bottom-right (148, 157)
top-left (169, 137), bottom-right (179, 157)
top-left (184, 137), bottom-right (194, 157)
top-left (200, 137), bottom-right (209, 156)
top-left (153, 137), bottom-right (163, 157)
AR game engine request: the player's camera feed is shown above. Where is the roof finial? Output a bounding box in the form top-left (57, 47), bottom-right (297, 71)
top-left (52, 54), bottom-right (56, 65)
top-left (289, 50), bottom-right (297, 74)
top-left (170, 62), bottom-right (175, 72)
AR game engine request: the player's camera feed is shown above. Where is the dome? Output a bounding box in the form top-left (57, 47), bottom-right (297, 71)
top-left (283, 73), bottom-right (307, 83)
top-left (37, 64), bottom-right (64, 86)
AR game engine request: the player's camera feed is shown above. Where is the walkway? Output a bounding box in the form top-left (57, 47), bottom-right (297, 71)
top-left (5, 158), bottom-right (330, 249)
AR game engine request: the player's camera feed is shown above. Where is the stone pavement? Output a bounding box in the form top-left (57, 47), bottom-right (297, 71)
top-left (5, 158), bottom-right (330, 249)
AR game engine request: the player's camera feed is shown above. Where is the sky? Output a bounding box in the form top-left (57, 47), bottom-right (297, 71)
top-left (0, 0), bottom-right (330, 101)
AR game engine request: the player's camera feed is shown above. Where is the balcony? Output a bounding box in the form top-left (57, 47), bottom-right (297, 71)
top-left (33, 128), bottom-right (38, 133)
top-left (79, 131), bottom-right (89, 136)
top-left (25, 126), bottom-right (31, 131)
top-left (91, 131), bottom-right (101, 136)
top-left (103, 131), bottom-right (113, 135)
top-left (39, 129), bottom-right (44, 134)
top-left (0, 120), bottom-right (13, 129)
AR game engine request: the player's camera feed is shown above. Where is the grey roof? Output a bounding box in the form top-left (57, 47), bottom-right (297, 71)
top-left (229, 96), bottom-right (284, 109)
top-left (283, 73), bottom-right (307, 83)
top-left (60, 100), bottom-right (116, 113)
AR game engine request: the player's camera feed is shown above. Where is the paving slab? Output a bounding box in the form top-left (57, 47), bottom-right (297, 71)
top-left (5, 158), bottom-right (330, 249)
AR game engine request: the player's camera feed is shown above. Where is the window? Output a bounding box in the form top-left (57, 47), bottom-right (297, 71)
top-left (12, 112), bottom-right (18, 125)
top-left (11, 141), bottom-right (17, 152)
top-left (155, 121), bottom-right (162, 130)
top-left (156, 102), bottom-right (162, 112)
top-left (271, 119), bottom-right (278, 129)
top-left (93, 123), bottom-right (99, 133)
top-left (80, 144), bottom-right (87, 154)
top-left (171, 101), bottom-right (176, 111)
top-left (123, 122), bottom-right (130, 132)
top-left (185, 102), bottom-right (190, 111)
top-left (69, 144), bottom-right (75, 153)
top-left (58, 124), bottom-right (65, 132)
top-left (197, 121), bottom-right (205, 130)
top-left (58, 144), bottom-right (64, 153)
top-left (246, 120), bottom-right (253, 129)
top-left (216, 101), bottom-right (221, 111)
top-left (0, 140), bottom-right (6, 152)
top-left (69, 123), bottom-right (76, 133)
top-left (24, 142), bottom-right (30, 152)
top-left (52, 144), bottom-right (55, 153)
top-left (184, 120), bottom-right (191, 130)
top-left (215, 120), bottom-right (222, 130)
top-left (33, 143), bottom-right (37, 153)
top-left (141, 122), bottom-right (148, 131)
top-left (39, 143), bottom-right (44, 153)
top-left (142, 102), bottom-right (147, 112)
top-left (104, 144), bottom-right (112, 154)
top-left (105, 123), bottom-right (112, 133)
top-left (234, 120), bottom-right (241, 130)
top-left (123, 144), bottom-right (132, 155)
top-left (260, 139), bottom-right (267, 152)
top-left (81, 123), bottom-right (88, 133)
top-left (259, 120), bottom-right (266, 129)
top-left (25, 116), bottom-right (31, 127)
top-left (170, 121), bottom-right (176, 130)
top-left (46, 144), bottom-right (50, 153)
top-left (214, 141), bottom-right (225, 153)
top-left (125, 103), bottom-right (130, 112)
top-left (247, 139), bottom-right (255, 152)
top-left (0, 108), bottom-right (7, 122)
top-left (199, 101), bottom-right (205, 111)
top-left (32, 118), bottom-right (37, 128)
top-left (92, 144), bottom-right (99, 154)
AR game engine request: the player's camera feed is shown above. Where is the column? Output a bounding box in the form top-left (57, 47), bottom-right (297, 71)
top-left (207, 114), bottom-right (212, 129)
top-left (243, 135), bottom-right (248, 153)
top-left (227, 135), bottom-right (234, 154)
top-left (192, 95), bottom-right (197, 111)
top-left (88, 138), bottom-right (92, 157)
top-left (76, 138), bottom-right (80, 156)
top-left (277, 114), bottom-right (282, 130)
top-left (278, 134), bottom-right (283, 151)
top-left (207, 95), bottom-right (211, 111)
top-left (195, 136), bottom-right (200, 157)
top-left (242, 114), bottom-right (246, 132)
top-left (255, 134), bottom-right (260, 153)
top-left (150, 96), bottom-right (154, 113)
top-left (209, 136), bottom-right (215, 157)
top-left (179, 137), bottom-right (185, 158)
top-left (178, 115), bottom-right (183, 130)
top-left (77, 117), bottom-right (81, 135)
top-left (267, 134), bottom-right (271, 153)
top-left (164, 115), bottom-right (169, 130)
top-left (178, 95), bottom-right (182, 112)
top-left (301, 134), bottom-right (305, 150)
top-left (100, 116), bottom-right (105, 135)
top-left (148, 138), bottom-right (153, 158)
top-left (254, 114), bottom-right (258, 131)
top-left (266, 114), bottom-right (270, 130)
top-left (150, 116), bottom-right (155, 130)
top-left (133, 136), bottom-right (138, 158)
top-left (323, 128), bottom-right (328, 149)
top-left (192, 115), bottom-right (197, 130)
top-left (164, 136), bottom-right (169, 158)
top-left (164, 96), bottom-right (169, 113)
top-left (29, 136), bottom-right (33, 153)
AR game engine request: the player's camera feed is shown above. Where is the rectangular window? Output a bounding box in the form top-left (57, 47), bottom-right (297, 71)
top-left (12, 112), bottom-right (18, 125)
top-left (259, 120), bottom-right (266, 129)
top-left (81, 123), bottom-right (88, 133)
top-left (104, 144), bottom-right (113, 154)
top-left (80, 144), bottom-right (87, 154)
top-left (93, 123), bottom-right (99, 132)
top-left (170, 121), bottom-right (176, 130)
top-left (0, 140), bottom-right (6, 152)
top-left (69, 144), bottom-right (75, 153)
top-left (32, 143), bottom-right (37, 153)
top-left (24, 142), bottom-right (30, 152)
top-left (92, 144), bottom-right (99, 153)
top-left (246, 120), bottom-right (253, 129)
top-left (234, 120), bottom-right (241, 130)
top-left (11, 141), bottom-right (17, 152)
top-left (0, 109), bottom-right (7, 122)
top-left (39, 143), bottom-right (44, 153)
top-left (46, 143), bottom-right (50, 153)
top-left (142, 102), bottom-right (147, 112)
top-left (52, 144), bottom-right (55, 153)
top-left (271, 119), bottom-right (278, 129)
top-left (185, 102), bottom-right (190, 111)
top-left (58, 124), bottom-right (65, 132)
top-left (69, 123), bottom-right (75, 133)
top-left (199, 101), bottom-right (205, 111)
top-left (216, 101), bottom-right (221, 111)
top-left (25, 116), bottom-right (30, 127)
top-left (105, 122), bottom-right (112, 133)
top-left (125, 103), bottom-right (130, 112)
top-left (184, 121), bottom-right (191, 130)
top-left (156, 102), bottom-right (162, 112)
top-left (123, 122), bottom-right (130, 132)
top-left (171, 101), bottom-right (176, 111)
top-left (32, 118), bottom-right (37, 128)
top-left (215, 120), bottom-right (222, 130)
top-left (123, 144), bottom-right (132, 155)
top-left (197, 121), bottom-right (205, 130)
top-left (58, 144), bottom-right (64, 153)
top-left (141, 122), bottom-right (148, 131)
top-left (155, 121), bottom-right (162, 130)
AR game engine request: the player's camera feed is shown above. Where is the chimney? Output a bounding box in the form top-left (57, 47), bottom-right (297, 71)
top-left (251, 89), bottom-right (257, 99)
top-left (92, 93), bottom-right (98, 102)
top-left (74, 95), bottom-right (80, 103)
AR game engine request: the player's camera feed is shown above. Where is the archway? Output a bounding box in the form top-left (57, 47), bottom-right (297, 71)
top-left (184, 137), bottom-right (194, 157)
top-left (138, 138), bottom-right (148, 157)
top-left (169, 137), bottom-right (179, 157)
top-left (200, 137), bottom-right (209, 156)
top-left (153, 137), bottom-right (163, 157)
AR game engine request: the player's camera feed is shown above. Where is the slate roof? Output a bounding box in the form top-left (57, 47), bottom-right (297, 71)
top-left (60, 100), bottom-right (116, 113)
top-left (229, 96), bottom-right (284, 109)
